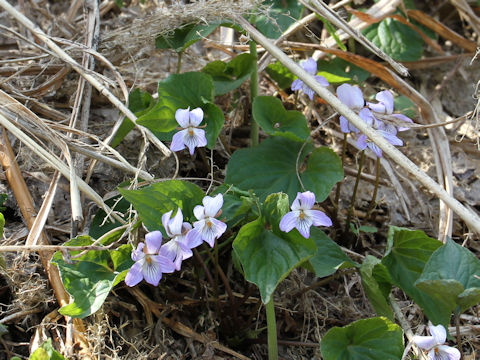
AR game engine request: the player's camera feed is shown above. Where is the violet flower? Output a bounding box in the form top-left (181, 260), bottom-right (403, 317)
top-left (170, 107), bottom-right (207, 155)
top-left (367, 90), bottom-right (413, 131)
top-left (160, 208), bottom-right (195, 271)
top-left (336, 83), bottom-right (373, 134)
top-left (357, 130), bottom-right (403, 158)
top-left (125, 231), bottom-right (176, 287)
top-left (279, 191), bottom-right (332, 239)
top-left (291, 58), bottom-right (329, 100)
top-left (185, 194), bottom-right (227, 248)
top-left (413, 323), bottom-right (460, 360)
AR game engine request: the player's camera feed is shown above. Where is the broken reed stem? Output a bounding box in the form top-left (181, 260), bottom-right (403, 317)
top-left (333, 133), bottom-right (348, 219)
top-left (235, 15), bottom-right (480, 234)
top-left (249, 41), bottom-right (259, 147)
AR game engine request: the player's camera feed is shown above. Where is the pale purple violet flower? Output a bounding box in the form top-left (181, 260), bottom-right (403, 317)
top-left (291, 58), bottom-right (329, 100)
top-left (336, 84), bottom-right (371, 134)
top-left (279, 191), bottom-right (332, 239)
top-left (125, 231), bottom-right (176, 287)
top-left (367, 90), bottom-right (413, 131)
top-left (357, 130), bottom-right (403, 158)
top-left (170, 107), bottom-right (207, 155)
top-left (413, 323), bottom-right (460, 360)
top-left (160, 208), bottom-right (195, 271)
top-left (185, 194), bottom-right (227, 248)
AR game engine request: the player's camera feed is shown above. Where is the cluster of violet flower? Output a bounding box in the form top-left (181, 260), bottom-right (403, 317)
top-left (413, 323), bottom-right (460, 360)
top-left (291, 58), bottom-right (413, 158)
top-left (125, 194), bottom-right (226, 287)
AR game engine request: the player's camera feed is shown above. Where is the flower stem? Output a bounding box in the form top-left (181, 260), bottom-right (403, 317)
top-left (265, 298), bottom-right (278, 360)
top-left (455, 310), bottom-right (464, 360)
top-left (344, 150), bottom-right (365, 234)
top-left (333, 133), bottom-right (348, 220)
top-left (249, 41), bottom-right (259, 147)
top-left (176, 51), bottom-right (183, 73)
top-left (366, 156), bottom-right (381, 218)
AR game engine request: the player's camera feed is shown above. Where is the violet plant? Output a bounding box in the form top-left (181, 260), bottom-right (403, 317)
top-left (50, 39), bottom-right (474, 360)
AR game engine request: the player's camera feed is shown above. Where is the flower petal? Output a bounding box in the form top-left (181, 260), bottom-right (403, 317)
top-left (303, 85), bottom-right (315, 100)
top-left (125, 261), bottom-right (144, 287)
top-left (429, 323), bottom-right (447, 345)
top-left (302, 58), bottom-right (317, 75)
top-left (157, 254), bottom-right (176, 274)
top-left (315, 75), bottom-right (329, 87)
top-left (169, 208), bottom-right (184, 236)
top-left (131, 243), bottom-right (145, 262)
top-left (359, 108), bottom-right (375, 127)
top-left (375, 90), bottom-right (394, 114)
top-left (189, 107), bottom-right (204, 126)
top-left (159, 240), bottom-right (177, 262)
top-left (175, 108), bottom-right (191, 127)
top-left (436, 345), bottom-right (461, 360)
top-left (413, 335), bottom-right (436, 350)
top-left (291, 79), bottom-right (303, 92)
top-left (210, 217), bottom-right (227, 239)
top-left (309, 210), bottom-right (332, 227)
top-left (298, 191), bottom-right (315, 210)
top-left (290, 193), bottom-right (302, 211)
top-left (185, 227), bottom-right (203, 248)
top-left (379, 130), bottom-right (403, 146)
top-left (296, 216), bottom-right (313, 238)
top-left (340, 116), bottom-right (351, 134)
top-left (336, 84), bottom-right (364, 110)
top-left (170, 130), bottom-right (187, 152)
top-left (184, 128), bottom-right (206, 155)
top-left (162, 210), bottom-right (173, 237)
top-left (193, 205), bottom-right (205, 221)
top-left (203, 194), bottom-right (223, 217)
top-left (142, 256), bottom-right (164, 286)
top-left (356, 134), bottom-right (368, 151)
top-left (392, 113), bottom-right (413, 131)
top-left (145, 231), bottom-right (163, 254)
top-left (368, 142), bottom-right (382, 158)
top-left (279, 211), bottom-right (298, 233)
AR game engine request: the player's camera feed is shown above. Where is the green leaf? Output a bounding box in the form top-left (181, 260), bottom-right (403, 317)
top-left (321, 317), bottom-right (404, 360)
top-left (225, 137), bottom-right (343, 202)
top-left (119, 180), bottom-right (205, 231)
top-left (51, 236), bottom-right (133, 318)
top-left (394, 95), bottom-right (417, 119)
top-left (363, 18), bottom-right (424, 61)
top-left (233, 194), bottom-right (316, 303)
top-left (415, 238), bottom-right (480, 313)
top-left (307, 228), bottom-right (356, 278)
top-left (111, 89), bottom-right (156, 148)
top-left (265, 61), bottom-right (296, 89)
top-left (89, 196), bottom-right (130, 240)
top-left (0, 212), bottom-right (4, 239)
top-left (155, 20), bottom-right (229, 53)
top-left (382, 227), bottom-right (449, 326)
top-left (213, 185), bottom-right (259, 228)
top-left (202, 54), bottom-right (256, 95)
top-left (250, 0), bottom-right (304, 39)
top-left (30, 339), bottom-right (64, 360)
top-left (136, 72), bottom-right (224, 149)
top-left (317, 57), bottom-right (370, 84)
top-left (360, 256), bottom-right (394, 320)
top-left (252, 96), bottom-right (310, 141)
top-left (318, 17), bottom-right (347, 51)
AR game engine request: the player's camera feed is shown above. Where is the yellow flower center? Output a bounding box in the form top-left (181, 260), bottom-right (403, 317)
top-left (206, 220), bottom-right (213, 228)
top-left (299, 211), bottom-right (305, 220)
top-left (188, 127), bottom-right (194, 136)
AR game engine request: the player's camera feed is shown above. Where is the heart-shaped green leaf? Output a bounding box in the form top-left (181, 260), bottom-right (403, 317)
top-left (225, 136), bottom-right (343, 202)
top-left (321, 317), bottom-right (404, 360)
top-left (119, 180), bottom-right (205, 231)
top-left (252, 96), bottom-right (310, 141)
top-left (415, 238), bottom-right (480, 313)
top-left (382, 226), bottom-right (449, 326)
top-left (232, 193), bottom-right (316, 303)
top-left (202, 54), bottom-right (256, 95)
top-left (363, 18), bottom-right (423, 61)
top-left (307, 228), bottom-right (356, 278)
top-left (51, 236), bottom-right (133, 318)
